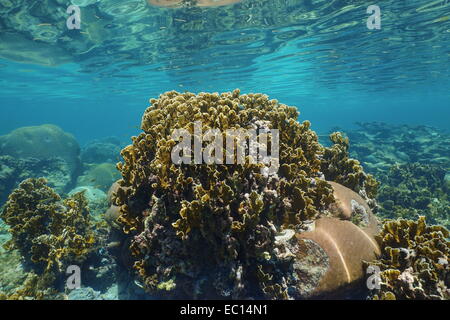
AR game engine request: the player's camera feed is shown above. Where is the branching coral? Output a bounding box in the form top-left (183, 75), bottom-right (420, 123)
top-left (113, 90), bottom-right (376, 299)
top-left (0, 178), bottom-right (96, 299)
top-left (365, 216), bottom-right (450, 300)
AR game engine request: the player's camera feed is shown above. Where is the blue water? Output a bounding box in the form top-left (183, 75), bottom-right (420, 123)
top-left (1, 0), bottom-right (450, 301)
top-left (1, 0), bottom-right (449, 143)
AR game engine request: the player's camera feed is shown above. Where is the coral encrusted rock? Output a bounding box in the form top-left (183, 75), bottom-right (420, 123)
top-left (112, 90), bottom-right (377, 299)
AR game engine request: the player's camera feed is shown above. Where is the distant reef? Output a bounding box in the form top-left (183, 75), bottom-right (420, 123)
top-left (330, 122), bottom-right (450, 229)
top-left (340, 122), bottom-right (450, 175)
top-left (0, 125), bottom-right (124, 205)
top-left (0, 124), bottom-right (81, 202)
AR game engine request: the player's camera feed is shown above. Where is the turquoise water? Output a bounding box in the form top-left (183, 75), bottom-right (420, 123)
top-left (1, 0), bottom-right (449, 142)
top-left (0, 0), bottom-right (449, 301)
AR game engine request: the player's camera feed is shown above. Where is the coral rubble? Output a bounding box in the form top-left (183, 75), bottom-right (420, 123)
top-left (112, 90), bottom-right (378, 299)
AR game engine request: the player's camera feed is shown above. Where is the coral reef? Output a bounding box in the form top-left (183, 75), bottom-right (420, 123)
top-left (0, 178), bottom-right (95, 299)
top-left (0, 124), bottom-right (82, 202)
top-left (0, 155), bottom-right (74, 204)
top-left (68, 186), bottom-right (109, 221)
top-left (1, 178), bottom-right (95, 273)
top-left (324, 122), bottom-right (449, 229)
top-left (321, 132), bottom-right (379, 203)
top-left (77, 162), bottom-right (122, 192)
top-left (337, 122), bottom-right (450, 176)
top-left (377, 163), bottom-right (449, 228)
top-left (80, 137), bottom-right (123, 164)
top-left (112, 90), bottom-right (377, 299)
top-left (0, 124), bottom-right (81, 176)
top-left (365, 216), bottom-right (449, 300)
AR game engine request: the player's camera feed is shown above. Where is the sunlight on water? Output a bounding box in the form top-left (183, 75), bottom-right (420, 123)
top-left (0, 0), bottom-right (449, 302)
top-left (0, 0), bottom-right (449, 98)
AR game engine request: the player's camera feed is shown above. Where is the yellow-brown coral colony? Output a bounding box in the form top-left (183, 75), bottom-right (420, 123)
top-left (0, 178), bottom-right (95, 299)
top-left (366, 216), bottom-right (449, 300)
top-left (111, 90), bottom-right (380, 299)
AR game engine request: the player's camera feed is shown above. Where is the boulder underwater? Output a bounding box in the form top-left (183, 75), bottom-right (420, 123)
top-left (77, 162), bottom-right (121, 192)
top-left (0, 124), bottom-right (82, 201)
top-left (0, 124), bottom-right (80, 170)
top-left (295, 182), bottom-right (380, 298)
